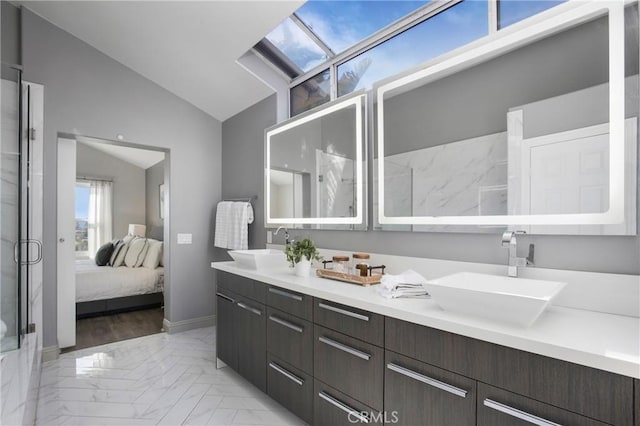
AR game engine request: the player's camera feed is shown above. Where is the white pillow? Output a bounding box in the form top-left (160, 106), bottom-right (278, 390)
top-left (125, 237), bottom-right (149, 268)
top-left (143, 240), bottom-right (163, 269)
top-left (111, 240), bottom-right (129, 267)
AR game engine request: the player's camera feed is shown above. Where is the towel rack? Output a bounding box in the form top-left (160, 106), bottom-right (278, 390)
top-left (223, 195), bottom-right (257, 203)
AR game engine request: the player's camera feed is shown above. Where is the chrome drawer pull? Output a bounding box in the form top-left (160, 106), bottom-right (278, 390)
top-left (319, 336), bottom-right (371, 361)
top-left (318, 392), bottom-right (369, 424)
top-left (269, 287), bottom-right (303, 301)
top-left (483, 399), bottom-right (562, 426)
top-left (216, 292), bottom-right (235, 303)
top-left (269, 362), bottom-right (304, 386)
top-left (387, 363), bottom-right (467, 398)
top-left (318, 302), bottom-right (369, 322)
top-left (269, 315), bottom-right (303, 333)
top-left (237, 302), bottom-right (262, 316)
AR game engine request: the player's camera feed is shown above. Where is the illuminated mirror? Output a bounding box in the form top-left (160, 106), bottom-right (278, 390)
top-left (266, 93), bottom-right (366, 230)
top-left (375, 1), bottom-right (638, 235)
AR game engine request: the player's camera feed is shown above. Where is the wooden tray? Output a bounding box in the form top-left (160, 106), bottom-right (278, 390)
top-left (316, 268), bottom-right (382, 286)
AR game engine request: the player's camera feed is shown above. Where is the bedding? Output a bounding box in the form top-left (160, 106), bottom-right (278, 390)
top-left (75, 259), bottom-right (164, 303)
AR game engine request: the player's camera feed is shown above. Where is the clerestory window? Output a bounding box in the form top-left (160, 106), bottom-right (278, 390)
top-left (254, 0), bottom-right (567, 117)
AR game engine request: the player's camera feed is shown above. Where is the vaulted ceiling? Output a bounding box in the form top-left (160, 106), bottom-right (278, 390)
top-left (20, 1), bottom-right (304, 121)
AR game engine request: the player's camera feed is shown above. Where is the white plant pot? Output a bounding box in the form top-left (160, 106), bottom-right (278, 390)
top-left (293, 259), bottom-right (311, 277)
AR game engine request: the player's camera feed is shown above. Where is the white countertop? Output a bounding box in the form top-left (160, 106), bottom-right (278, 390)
top-left (212, 261), bottom-right (640, 379)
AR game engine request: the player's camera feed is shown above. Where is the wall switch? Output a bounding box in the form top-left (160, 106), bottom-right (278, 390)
top-left (177, 233), bottom-right (192, 245)
top-left (267, 230), bottom-right (273, 244)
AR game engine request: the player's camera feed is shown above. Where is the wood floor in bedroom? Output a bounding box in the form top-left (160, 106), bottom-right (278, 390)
top-left (62, 308), bottom-right (165, 352)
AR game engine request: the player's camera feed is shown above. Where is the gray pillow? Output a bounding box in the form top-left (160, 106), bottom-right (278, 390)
top-left (95, 242), bottom-right (114, 266)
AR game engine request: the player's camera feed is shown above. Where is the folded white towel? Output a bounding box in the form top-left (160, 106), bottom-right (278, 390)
top-left (378, 269), bottom-right (430, 299)
top-left (214, 201), bottom-right (233, 249)
top-left (214, 201), bottom-right (254, 250)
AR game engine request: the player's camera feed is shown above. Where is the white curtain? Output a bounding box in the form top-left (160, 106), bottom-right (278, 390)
top-left (87, 180), bottom-right (113, 258)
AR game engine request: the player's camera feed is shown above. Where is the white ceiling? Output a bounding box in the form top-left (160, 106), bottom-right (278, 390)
top-left (20, 1), bottom-right (304, 121)
top-left (78, 138), bottom-right (165, 169)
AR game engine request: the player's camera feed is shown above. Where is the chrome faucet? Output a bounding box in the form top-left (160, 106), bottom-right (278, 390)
top-left (501, 231), bottom-right (534, 277)
top-left (274, 227), bottom-right (290, 246)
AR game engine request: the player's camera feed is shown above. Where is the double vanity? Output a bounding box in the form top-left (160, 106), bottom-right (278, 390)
top-left (212, 257), bottom-right (639, 426)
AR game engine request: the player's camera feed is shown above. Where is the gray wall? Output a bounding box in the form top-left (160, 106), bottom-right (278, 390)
top-left (76, 143), bottom-right (146, 239)
top-left (218, 95), bottom-right (276, 261)
top-left (1, 2), bottom-right (21, 65)
top-left (222, 94), bottom-right (640, 275)
top-left (22, 8), bottom-right (222, 348)
top-left (146, 160), bottom-right (165, 240)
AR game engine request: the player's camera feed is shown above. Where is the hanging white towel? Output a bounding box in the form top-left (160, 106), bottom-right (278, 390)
top-left (214, 201), bottom-right (233, 249)
top-left (214, 201), bottom-right (254, 250)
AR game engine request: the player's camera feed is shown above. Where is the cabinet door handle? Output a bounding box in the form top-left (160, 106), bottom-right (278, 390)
top-left (269, 315), bottom-right (303, 333)
top-left (318, 391), bottom-right (369, 424)
top-left (269, 287), bottom-right (303, 301)
top-left (216, 292), bottom-right (235, 303)
top-left (237, 302), bottom-right (262, 316)
top-left (268, 362), bottom-right (304, 386)
top-left (387, 363), bottom-right (467, 398)
top-left (319, 336), bottom-right (371, 361)
top-left (483, 399), bottom-right (562, 426)
top-left (318, 302), bottom-right (369, 322)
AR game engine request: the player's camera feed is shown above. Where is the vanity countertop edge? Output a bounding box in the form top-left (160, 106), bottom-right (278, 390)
top-left (212, 261), bottom-right (640, 379)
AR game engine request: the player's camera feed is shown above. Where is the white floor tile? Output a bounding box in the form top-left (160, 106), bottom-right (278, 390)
top-left (35, 327), bottom-right (307, 426)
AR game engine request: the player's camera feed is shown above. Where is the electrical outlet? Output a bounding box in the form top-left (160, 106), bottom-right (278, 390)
top-left (267, 230), bottom-right (273, 244)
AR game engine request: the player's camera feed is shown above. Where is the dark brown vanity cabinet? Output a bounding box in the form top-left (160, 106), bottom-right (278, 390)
top-left (386, 317), bottom-right (635, 426)
top-left (384, 351), bottom-right (476, 426)
top-left (215, 289), bottom-right (238, 370)
top-left (264, 285), bottom-right (315, 422)
top-left (477, 383), bottom-right (608, 426)
top-left (216, 272), bottom-right (267, 392)
top-left (216, 271), bottom-right (636, 426)
top-left (235, 295), bottom-right (267, 392)
top-left (266, 353), bottom-right (314, 425)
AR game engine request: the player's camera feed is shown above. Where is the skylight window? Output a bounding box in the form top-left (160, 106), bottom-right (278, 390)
top-left (253, 0), bottom-right (568, 117)
top-left (265, 17), bottom-right (329, 74)
top-left (295, 0), bottom-right (429, 55)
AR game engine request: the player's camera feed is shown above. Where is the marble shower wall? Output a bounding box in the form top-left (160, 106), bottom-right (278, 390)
top-left (381, 132), bottom-right (508, 233)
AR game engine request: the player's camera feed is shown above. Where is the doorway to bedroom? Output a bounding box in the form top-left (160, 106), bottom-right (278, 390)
top-left (58, 135), bottom-right (169, 352)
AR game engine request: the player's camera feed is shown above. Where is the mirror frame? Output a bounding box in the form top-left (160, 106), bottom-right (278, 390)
top-left (376, 1), bottom-right (627, 226)
top-left (265, 91), bottom-right (367, 227)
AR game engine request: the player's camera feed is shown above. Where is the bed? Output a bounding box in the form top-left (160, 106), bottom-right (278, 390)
top-left (75, 259), bottom-right (164, 318)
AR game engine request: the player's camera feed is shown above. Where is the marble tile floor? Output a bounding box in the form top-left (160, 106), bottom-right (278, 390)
top-left (35, 327), bottom-right (305, 426)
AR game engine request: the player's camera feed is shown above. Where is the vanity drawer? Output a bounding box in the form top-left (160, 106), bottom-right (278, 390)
top-left (266, 285), bottom-right (312, 321)
top-left (314, 380), bottom-right (383, 426)
top-left (266, 354), bottom-right (313, 425)
top-left (314, 325), bottom-right (384, 411)
top-left (477, 383), bottom-right (607, 426)
top-left (266, 307), bottom-right (313, 374)
top-left (385, 350), bottom-right (476, 426)
top-left (217, 271), bottom-right (266, 304)
top-left (314, 299), bottom-right (384, 346)
top-left (386, 317), bottom-right (634, 426)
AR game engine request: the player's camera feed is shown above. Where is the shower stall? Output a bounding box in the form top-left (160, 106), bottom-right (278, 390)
top-left (1, 62), bottom-right (43, 354)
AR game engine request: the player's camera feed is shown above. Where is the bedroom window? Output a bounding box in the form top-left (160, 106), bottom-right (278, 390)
top-left (76, 178), bottom-right (113, 259)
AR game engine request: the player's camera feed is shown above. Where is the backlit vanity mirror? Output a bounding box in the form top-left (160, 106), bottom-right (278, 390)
top-left (375, 1), bottom-right (638, 235)
top-left (266, 92), bottom-right (366, 230)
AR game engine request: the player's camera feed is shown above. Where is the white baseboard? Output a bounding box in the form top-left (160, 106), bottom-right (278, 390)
top-left (41, 345), bottom-right (59, 362)
top-left (162, 315), bottom-right (216, 334)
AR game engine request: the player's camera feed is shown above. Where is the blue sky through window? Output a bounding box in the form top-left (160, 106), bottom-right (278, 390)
top-left (295, 0), bottom-right (429, 54)
top-left (499, 0), bottom-right (566, 29)
top-left (337, 0), bottom-right (489, 95)
top-left (75, 185), bottom-right (90, 220)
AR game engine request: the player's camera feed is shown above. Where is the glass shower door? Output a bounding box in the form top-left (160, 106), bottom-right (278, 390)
top-left (1, 64), bottom-right (23, 352)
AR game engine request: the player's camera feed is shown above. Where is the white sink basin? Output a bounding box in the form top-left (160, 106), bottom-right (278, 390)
top-left (228, 249), bottom-right (286, 270)
top-left (424, 272), bottom-right (566, 327)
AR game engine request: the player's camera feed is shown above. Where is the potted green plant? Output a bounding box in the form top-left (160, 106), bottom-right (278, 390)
top-left (284, 238), bottom-right (322, 277)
